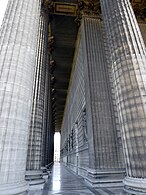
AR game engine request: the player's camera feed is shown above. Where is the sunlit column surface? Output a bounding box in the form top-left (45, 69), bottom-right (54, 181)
top-left (0, 0), bottom-right (41, 194)
top-left (26, 7), bottom-right (48, 171)
top-left (26, 5), bottom-right (49, 187)
top-left (100, 0), bottom-right (146, 193)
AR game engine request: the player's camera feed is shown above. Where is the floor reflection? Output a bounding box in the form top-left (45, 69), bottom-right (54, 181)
top-left (52, 163), bottom-right (61, 191)
top-left (43, 162), bottom-right (95, 194)
top-left (29, 163), bottom-right (136, 195)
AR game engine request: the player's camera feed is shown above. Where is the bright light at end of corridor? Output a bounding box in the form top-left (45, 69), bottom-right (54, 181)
top-left (54, 132), bottom-right (61, 162)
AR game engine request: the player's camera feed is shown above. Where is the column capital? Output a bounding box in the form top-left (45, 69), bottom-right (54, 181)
top-left (75, 0), bottom-right (102, 26)
top-left (41, 0), bottom-right (54, 13)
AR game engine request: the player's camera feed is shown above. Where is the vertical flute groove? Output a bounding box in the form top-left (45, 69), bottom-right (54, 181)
top-left (100, 0), bottom-right (146, 178)
top-left (27, 8), bottom-right (49, 171)
top-left (0, 0), bottom-right (41, 187)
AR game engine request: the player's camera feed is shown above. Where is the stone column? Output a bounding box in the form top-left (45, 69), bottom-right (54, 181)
top-left (43, 81), bottom-right (53, 167)
top-left (81, 17), bottom-right (125, 187)
top-left (41, 63), bottom-right (49, 167)
top-left (46, 118), bottom-right (54, 166)
top-left (26, 6), bottom-right (49, 188)
top-left (0, 0), bottom-right (40, 194)
top-left (49, 128), bottom-right (54, 163)
top-left (44, 24), bottom-right (55, 167)
top-left (100, 0), bottom-right (146, 193)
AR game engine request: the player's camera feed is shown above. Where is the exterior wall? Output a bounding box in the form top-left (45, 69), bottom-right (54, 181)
top-left (60, 31), bottom-right (89, 177)
top-left (60, 17), bottom-right (125, 181)
top-left (82, 18), bottom-right (125, 171)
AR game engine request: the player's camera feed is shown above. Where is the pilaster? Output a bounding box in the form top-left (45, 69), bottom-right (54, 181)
top-left (82, 17), bottom-right (125, 187)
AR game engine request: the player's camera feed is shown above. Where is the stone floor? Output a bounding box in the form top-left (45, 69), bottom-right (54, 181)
top-left (28, 163), bottom-right (133, 195)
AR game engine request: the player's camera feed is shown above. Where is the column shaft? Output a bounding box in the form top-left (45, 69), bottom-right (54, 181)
top-left (0, 0), bottom-right (40, 194)
top-left (100, 0), bottom-right (146, 192)
top-left (26, 8), bottom-right (48, 171)
top-left (43, 78), bottom-right (52, 166)
top-left (41, 63), bottom-right (49, 167)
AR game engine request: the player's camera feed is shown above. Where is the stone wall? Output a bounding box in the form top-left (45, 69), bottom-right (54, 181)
top-left (60, 30), bottom-right (89, 177)
top-left (60, 16), bottom-right (146, 188)
top-left (60, 18), bottom-right (125, 182)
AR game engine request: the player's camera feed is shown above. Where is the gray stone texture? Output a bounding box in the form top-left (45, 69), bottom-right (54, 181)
top-left (100, 0), bottom-right (146, 192)
top-left (0, 0), bottom-right (146, 193)
top-left (43, 22), bottom-right (54, 167)
top-left (0, 0), bottom-right (41, 194)
top-left (41, 60), bottom-right (49, 167)
top-left (26, 7), bottom-right (48, 172)
top-left (60, 28), bottom-right (88, 176)
top-left (82, 17), bottom-right (125, 171)
top-left (60, 17), bottom-right (125, 184)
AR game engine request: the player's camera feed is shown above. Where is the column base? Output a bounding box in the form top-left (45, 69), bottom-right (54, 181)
top-left (41, 167), bottom-right (49, 180)
top-left (124, 176), bottom-right (146, 194)
top-left (46, 162), bottom-right (53, 169)
top-left (46, 162), bottom-right (53, 174)
top-left (0, 181), bottom-right (28, 195)
top-left (85, 168), bottom-right (125, 187)
top-left (25, 170), bottom-right (45, 190)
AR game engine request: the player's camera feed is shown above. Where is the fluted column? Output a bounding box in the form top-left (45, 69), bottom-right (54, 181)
top-left (42, 66), bottom-right (53, 167)
top-left (100, 0), bottom-right (146, 193)
top-left (81, 17), bottom-right (125, 187)
top-left (0, 0), bottom-right (40, 194)
top-left (41, 63), bottom-right (49, 167)
top-left (26, 6), bottom-right (49, 187)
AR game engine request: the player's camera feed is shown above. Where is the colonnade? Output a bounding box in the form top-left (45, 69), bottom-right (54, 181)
top-left (0, 0), bottom-right (146, 194)
top-left (0, 1), bottom-right (54, 194)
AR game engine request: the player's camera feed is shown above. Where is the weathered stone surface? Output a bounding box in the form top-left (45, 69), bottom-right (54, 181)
top-left (0, 0), bottom-right (41, 194)
top-left (0, 0), bottom-right (146, 194)
top-left (60, 17), bottom-right (125, 185)
top-left (26, 7), bottom-right (49, 189)
top-left (100, 0), bottom-right (146, 192)
top-left (60, 28), bottom-right (88, 176)
top-left (27, 7), bottom-right (48, 171)
top-left (82, 17), bottom-right (125, 186)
